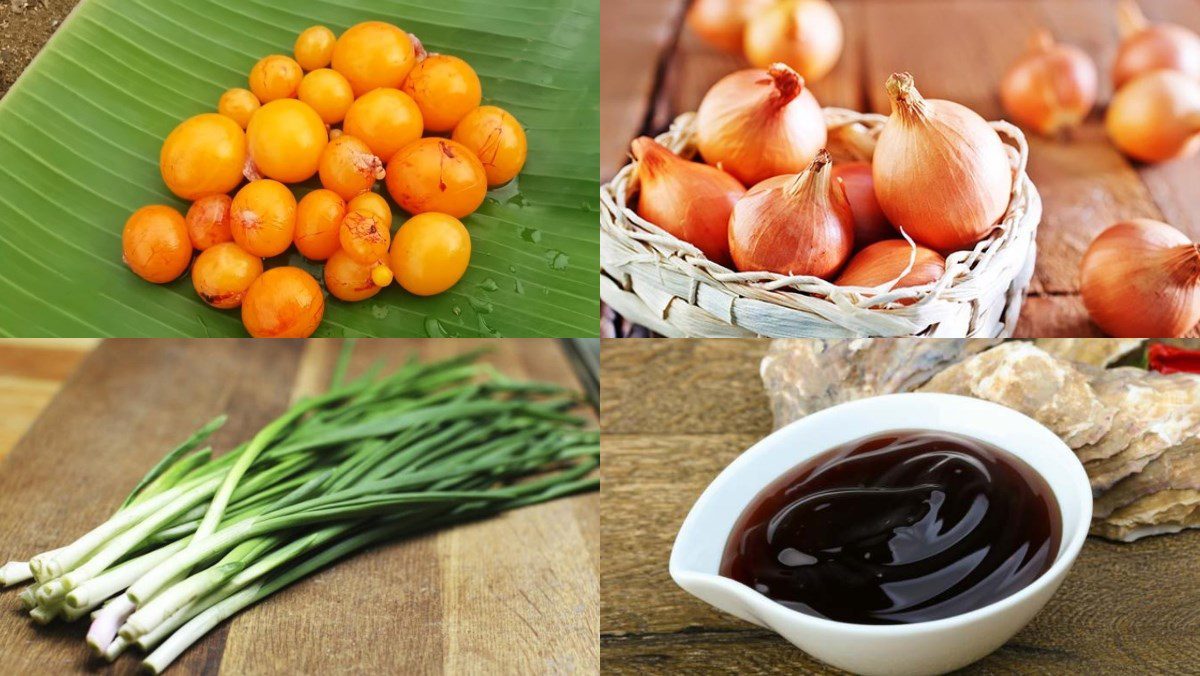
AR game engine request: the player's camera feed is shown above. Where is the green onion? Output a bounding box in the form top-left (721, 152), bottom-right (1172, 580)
top-left (2, 344), bottom-right (597, 673)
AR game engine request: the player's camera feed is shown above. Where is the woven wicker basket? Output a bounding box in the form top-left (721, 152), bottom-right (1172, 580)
top-left (600, 109), bottom-right (1042, 337)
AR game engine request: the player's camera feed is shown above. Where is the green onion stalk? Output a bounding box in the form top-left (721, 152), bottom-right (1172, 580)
top-left (1, 345), bottom-right (598, 673)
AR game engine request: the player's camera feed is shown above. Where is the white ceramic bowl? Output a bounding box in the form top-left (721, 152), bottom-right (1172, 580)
top-left (669, 393), bottom-right (1092, 676)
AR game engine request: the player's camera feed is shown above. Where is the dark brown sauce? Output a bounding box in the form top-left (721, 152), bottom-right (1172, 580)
top-left (720, 430), bottom-right (1061, 625)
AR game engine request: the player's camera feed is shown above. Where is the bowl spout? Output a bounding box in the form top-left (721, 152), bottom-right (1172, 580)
top-left (669, 570), bottom-right (768, 629)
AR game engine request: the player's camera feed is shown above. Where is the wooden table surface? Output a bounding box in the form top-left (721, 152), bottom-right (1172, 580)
top-left (600, 0), bottom-right (1200, 338)
top-left (600, 339), bottom-right (1200, 674)
top-left (0, 339), bottom-right (598, 675)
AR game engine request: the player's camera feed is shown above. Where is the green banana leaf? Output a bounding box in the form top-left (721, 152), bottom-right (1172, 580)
top-left (0, 0), bottom-right (598, 337)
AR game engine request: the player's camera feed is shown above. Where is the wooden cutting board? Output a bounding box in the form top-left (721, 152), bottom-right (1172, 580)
top-left (601, 339), bottom-right (1200, 674)
top-left (0, 339), bottom-right (97, 459)
top-left (0, 339), bottom-right (598, 675)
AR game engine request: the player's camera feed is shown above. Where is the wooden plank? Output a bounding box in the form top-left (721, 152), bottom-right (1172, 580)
top-left (599, 339), bottom-right (772, 436)
top-left (1013, 294), bottom-right (1104, 338)
top-left (0, 340), bottom-right (98, 459)
top-left (602, 616), bottom-right (1172, 675)
top-left (1013, 294), bottom-right (1200, 339)
top-left (599, 338), bottom-right (1200, 674)
top-left (602, 629), bottom-right (840, 675)
top-left (0, 338), bottom-right (100, 351)
top-left (0, 375), bottom-right (70, 461)
top-left (429, 340), bottom-right (598, 675)
top-left (0, 339), bottom-right (597, 674)
top-left (1140, 160), bottom-right (1200, 240)
top-left (0, 343), bottom-right (94, 382)
top-left (600, 0), bottom-right (689, 180)
top-left (861, 0), bottom-right (1037, 117)
top-left (441, 494), bottom-right (599, 673)
top-left (601, 433), bottom-right (766, 634)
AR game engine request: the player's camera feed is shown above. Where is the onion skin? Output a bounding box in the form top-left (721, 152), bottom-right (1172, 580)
top-left (687, 0), bottom-right (772, 54)
top-left (831, 161), bottom-right (894, 247)
top-left (1106, 70), bottom-right (1200, 164)
top-left (632, 136), bottom-right (746, 267)
top-left (744, 0), bottom-right (843, 83)
top-left (728, 150), bottom-right (854, 278)
top-left (874, 73), bottom-right (1012, 253)
top-left (1080, 219), bottom-right (1200, 337)
top-left (1000, 30), bottom-right (1098, 137)
top-left (835, 240), bottom-right (946, 304)
top-left (695, 63), bottom-right (826, 186)
top-left (1113, 0), bottom-right (1200, 89)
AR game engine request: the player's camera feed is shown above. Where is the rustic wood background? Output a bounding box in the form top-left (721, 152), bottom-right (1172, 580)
top-left (600, 339), bottom-right (1200, 674)
top-left (0, 338), bottom-right (598, 675)
top-left (600, 0), bottom-right (1200, 338)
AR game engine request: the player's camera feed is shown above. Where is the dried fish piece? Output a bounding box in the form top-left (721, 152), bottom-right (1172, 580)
top-left (917, 342), bottom-right (1114, 449)
top-left (761, 338), bottom-right (999, 428)
top-left (1094, 439), bottom-right (1200, 518)
top-left (1078, 370), bottom-right (1200, 490)
top-left (1070, 367), bottom-right (1146, 465)
top-left (1091, 489), bottom-right (1200, 542)
top-left (1033, 338), bottom-right (1144, 367)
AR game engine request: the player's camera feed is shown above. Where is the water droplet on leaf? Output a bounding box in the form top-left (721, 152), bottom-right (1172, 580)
top-left (424, 317), bottom-right (448, 337)
top-left (469, 296), bottom-right (494, 314)
top-left (545, 250), bottom-right (569, 270)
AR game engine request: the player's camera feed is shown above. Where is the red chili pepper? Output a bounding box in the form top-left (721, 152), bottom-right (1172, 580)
top-left (1147, 343), bottom-right (1200, 375)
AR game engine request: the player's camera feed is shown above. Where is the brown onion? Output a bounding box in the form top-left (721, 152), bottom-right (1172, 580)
top-left (632, 136), bottom-right (746, 267)
top-left (999, 30), bottom-right (1098, 136)
top-left (831, 161), bottom-right (894, 247)
top-left (1113, 0), bottom-right (1200, 89)
top-left (873, 73), bottom-right (1012, 253)
top-left (695, 63), bottom-right (826, 186)
top-left (687, 0), bottom-right (772, 54)
top-left (728, 150), bottom-right (853, 278)
top-left (1080, 219), bottom-right (1200, 337)
top-left (835, 239), bottom-right (946, 304)
top-left (743, 0), bottom-right (843, 83)
top-left (1106, 70), bottom-right (1200, 163)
